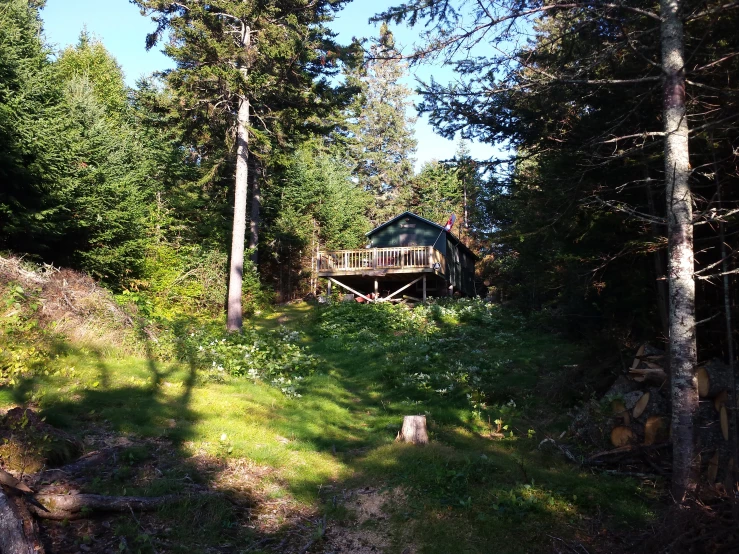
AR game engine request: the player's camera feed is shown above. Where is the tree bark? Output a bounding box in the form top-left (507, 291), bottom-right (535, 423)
top-left (227, 95), bottom-right (250, 332)
top-left (0, 491), bottom-right (40, 554)
top-left (397, 415), bottom-right (428, 445)
top-left (660, 0), bottom-right (698, 502)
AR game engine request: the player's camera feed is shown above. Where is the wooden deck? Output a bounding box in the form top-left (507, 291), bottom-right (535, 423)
top-left (317, 246), bottom-right (445, 277)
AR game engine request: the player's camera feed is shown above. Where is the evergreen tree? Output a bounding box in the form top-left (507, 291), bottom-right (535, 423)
top-left (56, 30), bottom-right (128, 116)
top-left (345, 23), bottom-right (417, 225)
top-left (405, 160), bottom-right (462, 227)
top-left (133, 0), bottom-right (358, 330)
top-left (262, 143), bottom-right (370, 299)
top-left (0, 0), bottom-right (75, 256)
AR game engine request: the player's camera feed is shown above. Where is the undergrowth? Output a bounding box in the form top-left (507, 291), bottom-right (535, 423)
top-left (0, 295), bottom-right (658, 553)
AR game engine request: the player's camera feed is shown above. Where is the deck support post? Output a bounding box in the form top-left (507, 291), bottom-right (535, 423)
top-left (327, 278), bottom-right (332, 299)
top-left (374, 279), bottom-right (379, 299)
top-left (422, 275), bottom-right (427, 301)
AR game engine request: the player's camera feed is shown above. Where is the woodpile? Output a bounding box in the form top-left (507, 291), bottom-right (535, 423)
top-left (572, 344), bottom-right (736, 488)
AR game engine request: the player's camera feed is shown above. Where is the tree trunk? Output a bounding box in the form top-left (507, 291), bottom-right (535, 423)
top-left (226, 95), bottom-right (250, 332)
top-left (249, 158), bottom-right (261, 264)
top-left (661, 0), bottom-right (698, 501)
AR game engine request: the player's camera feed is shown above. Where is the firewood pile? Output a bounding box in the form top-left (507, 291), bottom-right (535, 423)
top-left (570, 344), bottom-right (736, 490)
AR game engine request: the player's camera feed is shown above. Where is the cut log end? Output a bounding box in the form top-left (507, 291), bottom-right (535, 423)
top-left (633, 392), bottom-right (650, 419)
top-left (610, 426), bottom-right (637, 448)
top-left (697, 367), bottom-right (709, 398)
top-left (720, 406), bottom-right (729, 441)
top-left (397, 415), bottom-right (429, 445)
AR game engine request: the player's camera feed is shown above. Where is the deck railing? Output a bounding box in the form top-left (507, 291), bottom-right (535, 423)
top-left (318, 246), bottom-right (439, 272)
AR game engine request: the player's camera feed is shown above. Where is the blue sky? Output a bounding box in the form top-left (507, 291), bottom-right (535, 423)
top-left (41, 0), bottom-right (497, 169)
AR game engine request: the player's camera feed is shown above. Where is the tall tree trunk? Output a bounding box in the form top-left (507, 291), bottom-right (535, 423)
top-left (226, 95), bottom-right (250, 332)
top-left (713, 144), bottom-right (738, 490)
top-left (249, 160), bottom-right (261, 264)
top-left (463, 180), bottom-right (468, 241)
top-left (661, 0), bottom-right (698, 501)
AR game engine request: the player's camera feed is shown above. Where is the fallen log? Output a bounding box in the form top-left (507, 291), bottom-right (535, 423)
top-left (628, 366), bottom-right (667, 385)
top-left (0, 490), bottom-right (43, 554)
top-left (29, 492), bottom-right (206, 521)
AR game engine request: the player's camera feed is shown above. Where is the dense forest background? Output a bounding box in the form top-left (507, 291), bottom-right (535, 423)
top-left (1, 0), bottom-right (737, 361)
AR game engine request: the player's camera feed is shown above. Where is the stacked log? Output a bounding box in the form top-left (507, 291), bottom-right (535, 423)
top-left (599, 346), bottom-right (735, 487)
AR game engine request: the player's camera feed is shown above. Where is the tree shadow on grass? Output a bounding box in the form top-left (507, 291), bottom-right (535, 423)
top-left (2, 325), bottom-right (319, 552)
top-left (0, 305), bottom-right (657, 553)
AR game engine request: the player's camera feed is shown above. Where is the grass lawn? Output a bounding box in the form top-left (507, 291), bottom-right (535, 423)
top-left (0, 301), bottom-right (659, 553)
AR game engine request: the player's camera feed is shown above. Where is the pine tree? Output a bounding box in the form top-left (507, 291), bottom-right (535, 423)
top-left (0, 0), bottom-right (75, 256)
top-left (345, 23), bottom-right (417, 225)
top-left (405, 161), bottom-right (462, 227)
top-left (133, 0), bottom-right (357, 330)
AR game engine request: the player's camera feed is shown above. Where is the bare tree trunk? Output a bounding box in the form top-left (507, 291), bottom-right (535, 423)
top-left (661, 0), bottom-right (698, 502)
top-left (227, 95), bottom-right (250, 332)
top-left (226, 25), bottom-right (252, 332)
top-left (249, 161), bottom-right (261, 264)
top-left (713, 145), bottom-right (738, 491)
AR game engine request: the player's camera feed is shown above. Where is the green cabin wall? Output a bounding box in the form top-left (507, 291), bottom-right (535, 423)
top-left (367, 213), bottom-right (476, 296)
top-left (368, 216), bottom-right (447, 255)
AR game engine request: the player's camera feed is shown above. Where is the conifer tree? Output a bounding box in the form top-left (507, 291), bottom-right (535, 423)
top-left (0, 0), bottom-right (74, 255)
top-left (345, 23), bottom-right (417, 225)
top-left (132, 0), bottom-right (356, 330)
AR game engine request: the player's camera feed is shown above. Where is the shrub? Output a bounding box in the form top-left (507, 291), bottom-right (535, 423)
top-left (182, 324), bottom-right (318, 397)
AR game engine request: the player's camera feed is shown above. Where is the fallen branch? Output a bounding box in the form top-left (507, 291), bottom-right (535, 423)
top-left (538, 438), bottom-right (580, 464)
top-left (586, 442), bottom-right (670, 463)
top-left (30, 492), bottom-right (213, 521)
top-left (32, 447), bottom-right (119, 487)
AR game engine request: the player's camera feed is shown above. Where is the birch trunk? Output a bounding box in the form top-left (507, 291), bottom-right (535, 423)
top-left (226, 95), bottom-right (250, 332)
top-left (660, 0), bottom-right (698, 501)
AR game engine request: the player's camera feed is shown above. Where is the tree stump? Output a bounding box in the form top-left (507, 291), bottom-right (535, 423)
top-left (0, 490), bottom-right (41, 554)
top-left (397, 416), bottom-right (428, 445)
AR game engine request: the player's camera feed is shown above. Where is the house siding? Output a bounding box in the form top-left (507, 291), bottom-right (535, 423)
top-left (366, 212), bottom-right (476, 296)
top-left (369, 216), bottom-right (446, 255)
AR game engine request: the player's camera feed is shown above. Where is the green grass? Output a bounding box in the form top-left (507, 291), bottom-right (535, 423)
top-left (1, 301), bottom-right (658, 553)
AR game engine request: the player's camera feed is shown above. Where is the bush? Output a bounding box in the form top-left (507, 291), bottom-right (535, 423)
top-left (181, 324), bottom-right (318, 397)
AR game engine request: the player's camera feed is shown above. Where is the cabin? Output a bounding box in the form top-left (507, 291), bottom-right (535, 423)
top-left (317, 211), bottom-right (478, 302)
